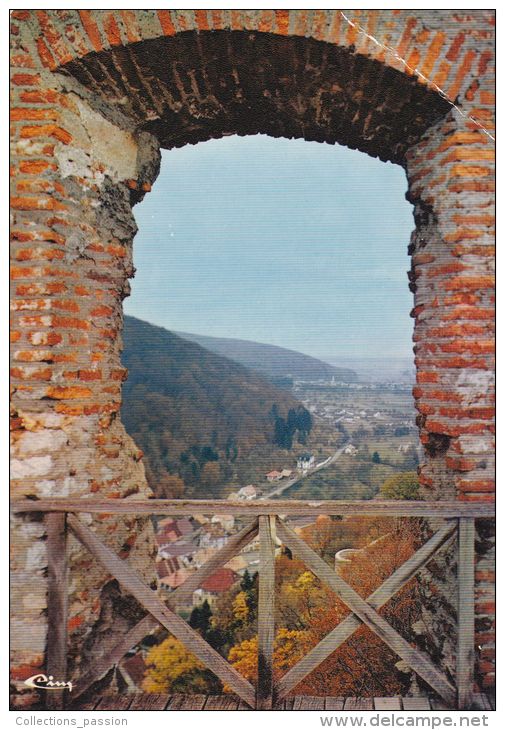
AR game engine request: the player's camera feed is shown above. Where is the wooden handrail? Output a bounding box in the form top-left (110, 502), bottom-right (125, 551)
top-left (11, 497), bottom-right (495, 517)
top-left (25, 498), bottom-right (492, 710)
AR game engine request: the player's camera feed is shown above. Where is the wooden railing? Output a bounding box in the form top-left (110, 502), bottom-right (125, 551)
top-left (11, 498), bottom-right (494, 710)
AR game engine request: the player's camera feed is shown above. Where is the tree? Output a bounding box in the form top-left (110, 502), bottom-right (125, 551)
top-left (294, 519), bottom-right (423, 697)
top-left (272, 406), bottom-right (312, 449)
top-left (200, 461), bottom-right (221, 487)
top-left (157, 472), bottom-right (185, 499)
top-left (240, 569), bottom-right (255, 593)
top-left (240, 570), bottom-right (258, 620)
top-left (226, 630), bottom-right (310, 688)
top-left (274, 416), bottom-right (292, 449)
top-left (372, 451), bottom-right (381, 464)
top-left (380, 471), bottom-right (420, 501)
top-left (142, 636), bottom-right (221, 694)
top-left (201, 445), bottom-right (219, 463)
top-left (232, 591), bottom-right (249, 623)
top-left (189, 600), bottom-right (212, 636)
top-left (227, 637), bottom-right (258, 686)
top-left (353, 427), bottom-right (369, 442)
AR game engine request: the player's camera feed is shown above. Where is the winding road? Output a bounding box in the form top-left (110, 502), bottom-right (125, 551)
top-left (259, 442), bottom-right (349, 499)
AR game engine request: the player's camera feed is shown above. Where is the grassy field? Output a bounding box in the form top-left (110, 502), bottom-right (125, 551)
top-left (282, 431), bottom-right (417, 501)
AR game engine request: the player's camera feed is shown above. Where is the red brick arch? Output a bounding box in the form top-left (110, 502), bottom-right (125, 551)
top-left (10, 9), bottom-right (494, 703)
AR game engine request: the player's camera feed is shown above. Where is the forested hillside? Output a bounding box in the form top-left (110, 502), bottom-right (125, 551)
top-left (176, 331), bottom-right (357, 382)
top-left (121, 316), bottom-right (312, 497)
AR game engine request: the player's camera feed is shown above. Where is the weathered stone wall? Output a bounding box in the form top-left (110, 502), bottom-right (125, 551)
top-left (10, 22), bottom-right (161, 705)
top-left (405, 101), bottom-right (495, 691)
top-left (10, 9), bottom-right (494, 704)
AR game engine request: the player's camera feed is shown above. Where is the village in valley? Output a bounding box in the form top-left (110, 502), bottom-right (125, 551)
top-left (117, 367), bottom-right (422, 691)
top-left (151, 369), bottom-right (421, 610)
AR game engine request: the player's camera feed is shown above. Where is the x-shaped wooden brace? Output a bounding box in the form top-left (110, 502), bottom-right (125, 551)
top-left (68, 513), bottom-right (458, 709)
top-left (68, 514), bottom-right (259, 707)
top-left (274, 518), bottom-right (458, 705)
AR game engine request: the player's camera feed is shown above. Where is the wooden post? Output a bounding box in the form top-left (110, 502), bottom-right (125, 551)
top-left (67, 514), bottom-right (256, 707)
top-left (45, 512), bottom-right (69, 710)
top-left (457, 517), bottom-right (475, 709)
top-left (276, 519), bottom-right (457, 706)
top-left (278, 520), bottom-right (457, 698)
top-left (257, 515), bottom-right (276, 709)
top-left (72, 518), bottom-right (259, 703)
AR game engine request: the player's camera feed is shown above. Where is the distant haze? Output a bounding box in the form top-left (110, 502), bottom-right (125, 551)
top-left (324, 356), bottom-right (416, 384)
top-left (126, 135), bottom-right (415, 361)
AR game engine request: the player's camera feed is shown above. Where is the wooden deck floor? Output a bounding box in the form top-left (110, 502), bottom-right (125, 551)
top-left (69, 693), bottom-right (495, 711)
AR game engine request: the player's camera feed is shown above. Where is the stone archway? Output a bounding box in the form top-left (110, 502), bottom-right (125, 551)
top-left (10, 10), bottom-right (494, 705)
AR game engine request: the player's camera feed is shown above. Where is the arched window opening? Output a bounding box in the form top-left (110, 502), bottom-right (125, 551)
top-left (123, 135), bottom-right (418, 504)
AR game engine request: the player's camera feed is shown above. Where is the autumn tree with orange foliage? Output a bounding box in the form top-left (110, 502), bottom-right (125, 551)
top-left (294, 518), bottom-right (425, 697)
top-left (225, 629), bottom-right (311, 692)
top-left (227, 516), bottom-right (426, 698)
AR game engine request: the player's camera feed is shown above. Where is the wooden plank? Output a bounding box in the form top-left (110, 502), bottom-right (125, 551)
top-left (297, 696), bottom-right (326, 710)
top-left (73, 519), bottom-right (258, 701)
top-left (73, 698), bottom-right (101, 710)
top-left (457, 518), bottom-right (475, 710)
top-left (278, 522), bottom-right (457, 697)
top-left (344, 698), bottom-right (373, 710)
top-left (430, 699), bottom-right (450, 711)
top-left (237, 698), bottom-right (253, 710)
top-left (67, 515), bottom-right (256, 708)
top-left (44, 513), bottom-right (69, 710)
top-left (168, 693), bottom-right (207, 710)
top-left (257, 515), bottom-right (276, 710)
top-left (128, 694), bottom-right (170, 710)
top-left (276, 520), bottom-right (457, 706)
top-left (11, 498), bottom-right (495, 518)
top-left (472, 692), bottom-right (493, 711)
top-left (203, 695), bottom-right (240, 710)
top-left (374, 697), bottom-right (401, 710)
top-left (402, 697), bottom-right (431, 710)
top-left (97, 695), bottom-right (133, 710)
top-left (280, 697), bottom-right (295, 710)
top-left (325, 697), bottom-right (345, 710)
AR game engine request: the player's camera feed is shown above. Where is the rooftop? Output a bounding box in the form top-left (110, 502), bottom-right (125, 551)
top-left (200, 568), bottom-right (237, 593)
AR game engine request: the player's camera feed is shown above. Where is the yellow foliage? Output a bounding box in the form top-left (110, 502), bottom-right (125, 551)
top-left (225, 636), bottom-right (258, 690)
top-left (294, 571), bottom-right (317, 593)
top-left (142, 636), bottom-right (204, 693)
top-left (232, 591), bottom-right (249, 623)
top-left (225, 629), bottom-right (310, 690)
top-left (274, 628), bottom-right (310, 672)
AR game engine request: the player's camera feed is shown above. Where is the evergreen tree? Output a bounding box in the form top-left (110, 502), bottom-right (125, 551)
top-left (189, 599), bottom-right (212, 636)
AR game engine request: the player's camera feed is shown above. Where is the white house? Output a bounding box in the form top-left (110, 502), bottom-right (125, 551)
top-left (296, 453), bottom-right (315, 471)
top-left (238, 485), bottom-right (257, 500)
top-left (344, 444), bottom-right (358, 455)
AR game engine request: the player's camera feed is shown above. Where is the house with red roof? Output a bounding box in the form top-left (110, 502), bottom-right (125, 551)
top-left (192, 567), bottom-right (238, 608)
top-left (118, 653), bottom-right (147, 693)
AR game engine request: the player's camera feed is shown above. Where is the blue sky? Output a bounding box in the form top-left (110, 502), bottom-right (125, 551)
top-left (126, 135), bottom-right (415, 360)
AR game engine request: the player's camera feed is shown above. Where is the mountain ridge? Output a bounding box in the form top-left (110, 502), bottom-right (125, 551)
top-left (121, 316), bottom-right (313, 497)
top-left (175, 330), bottom-right (358, 382)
